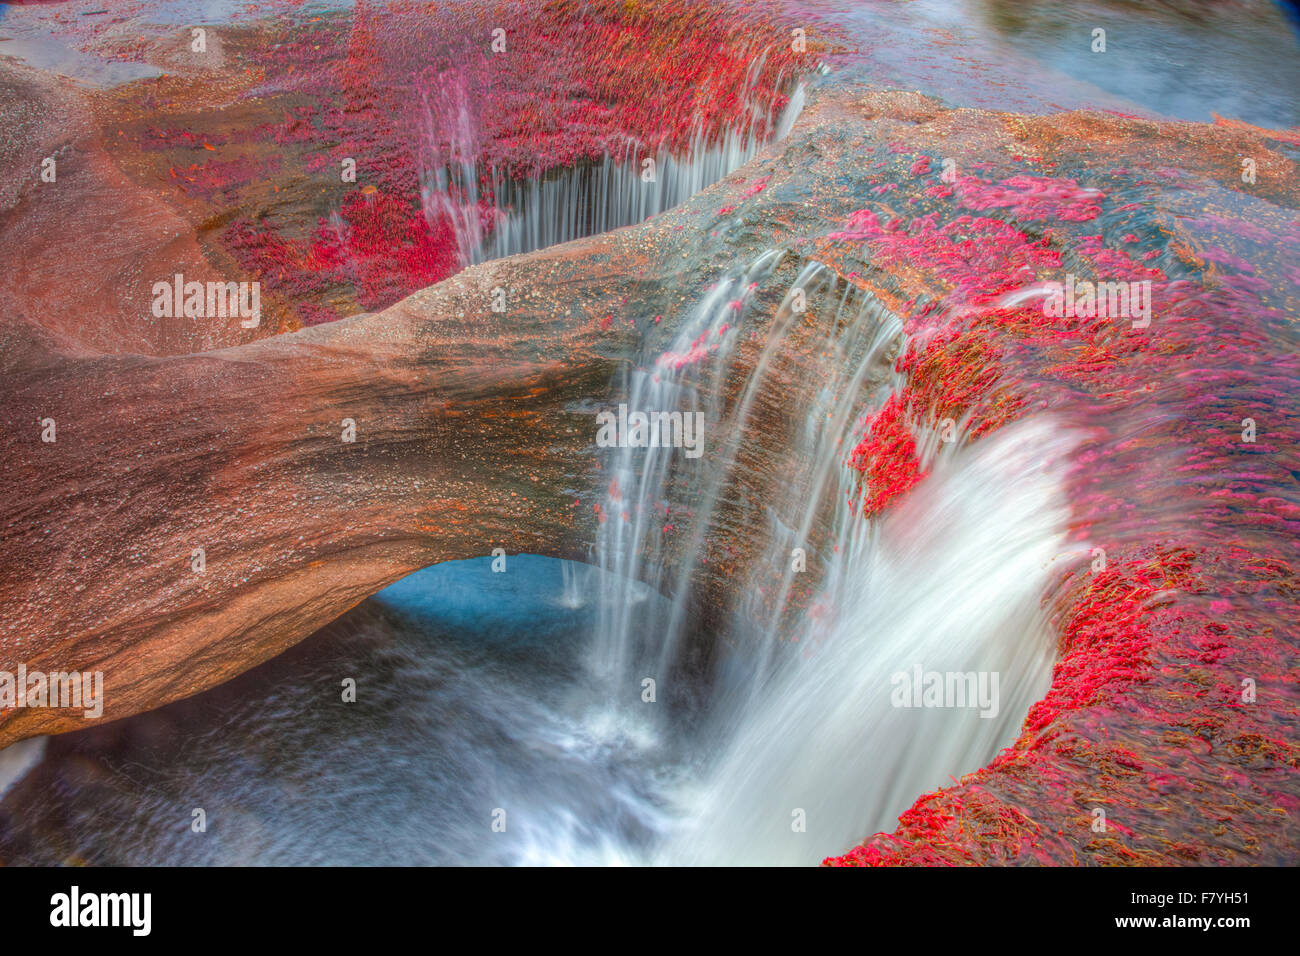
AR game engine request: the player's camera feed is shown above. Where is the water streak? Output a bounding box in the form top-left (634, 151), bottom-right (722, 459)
top-left (575, 254), bottom-right (1079, 864)
top-left (417, 68), bottom-right (807, 267)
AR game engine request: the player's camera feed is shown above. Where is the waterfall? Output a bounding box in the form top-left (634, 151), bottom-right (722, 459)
top-left (1, 250), bottom-right (1082, 866)
top-left (557, 559), bottom-right (587, 611)
top-left (576, 252), bottom-right (1080, 864)
top-left (417, 64), bottom-right (808, 267)
top-left (418, 72), bottom-right (490, 268)
top-left (478, 118), bottom-right (787, 263)
top-left (409, 40), bottom-right (1082, 862)
top-left (589, 249), bottom-right (787, 695)
top-left (656, 415), bottom-right (1076, 864)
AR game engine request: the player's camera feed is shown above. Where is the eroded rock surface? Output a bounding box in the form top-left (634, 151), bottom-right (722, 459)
top-left (2, 1), bottom-right (1298, 865)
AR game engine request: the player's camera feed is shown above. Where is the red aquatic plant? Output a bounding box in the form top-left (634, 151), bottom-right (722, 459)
top-left (847, 395), bottom-right (926, 517)
top-left (820, 147), bottom-right (1300, 865)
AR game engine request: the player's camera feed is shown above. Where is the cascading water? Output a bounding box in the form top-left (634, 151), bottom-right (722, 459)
top-left (0, 247), bottom-right (1082, 867)
top-left (655, 416), bottom-right (1076, 864)
top-left (589, 249), bottom-right (785, 696)
top-left (418, 72), bottom-right (491, 269)
top-left (556, 252), bottom-right (1080, 864)
top-left (0, 9), bottom-right (1075, 862)
top-left (416, 54), bottom-right (807, 267)
top-left (4, 0), bottom-right (1293, 874)
top-left (478, 116), bottom-right (794, 262)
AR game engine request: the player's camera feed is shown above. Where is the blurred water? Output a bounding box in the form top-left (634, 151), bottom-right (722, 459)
top-left (800, 0), bottom-right (1300, 127)
top-left (0, 419), bottom-right (1074, 865)
top-left (0, 558), bottom-right (685, 866)
top-left (0, 257), bottom-right (1079, 866)
top-left (0, 0), bottom-right (1286, 867)
top-left (656, 418), bottom-right (1074, 865)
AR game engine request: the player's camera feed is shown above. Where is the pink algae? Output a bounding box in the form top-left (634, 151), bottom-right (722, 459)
top-left (821, 152), bottom-right (1300, 865)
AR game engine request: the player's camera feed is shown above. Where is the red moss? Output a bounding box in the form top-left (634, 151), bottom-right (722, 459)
top-left (115, 1), bottom-right (817, 326)
top-left (820, 151), bottom-right (1300, 865)
top-left (848, 395), bottom-right (926, 517)
top-left (306, 190), bottom-right (462, 312)
top-left (1019, 552), bottom-right (1196, 746)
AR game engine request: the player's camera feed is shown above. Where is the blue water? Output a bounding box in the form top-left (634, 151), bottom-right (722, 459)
top-left (0, 557), bottom-right (684, 866)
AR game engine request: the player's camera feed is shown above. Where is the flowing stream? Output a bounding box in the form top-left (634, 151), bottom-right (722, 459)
top-left (417, 59), bottom-right (806, 267)
top-left (5, 0), bottom-right (1281, 865)
top-left (0, 253), bottom-right (1078, 865)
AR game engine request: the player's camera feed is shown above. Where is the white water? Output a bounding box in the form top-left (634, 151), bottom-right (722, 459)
top-left (479, 117), bottom-right (790, 262)
top-left (391, 42), bottom-right (1079, 863)
top-left (658, 417), bottom-right (1075, 864)
top-left (588, 248), bottom-right (787, 694)
top-left (0, 256), bottom-right (1080, 866)
top-left (544, 254), bottom-right (1080, 865)
top-left (0, 51), bottom-right (1073, 857)
top-left (416, 60), bottom-right (808, 266)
